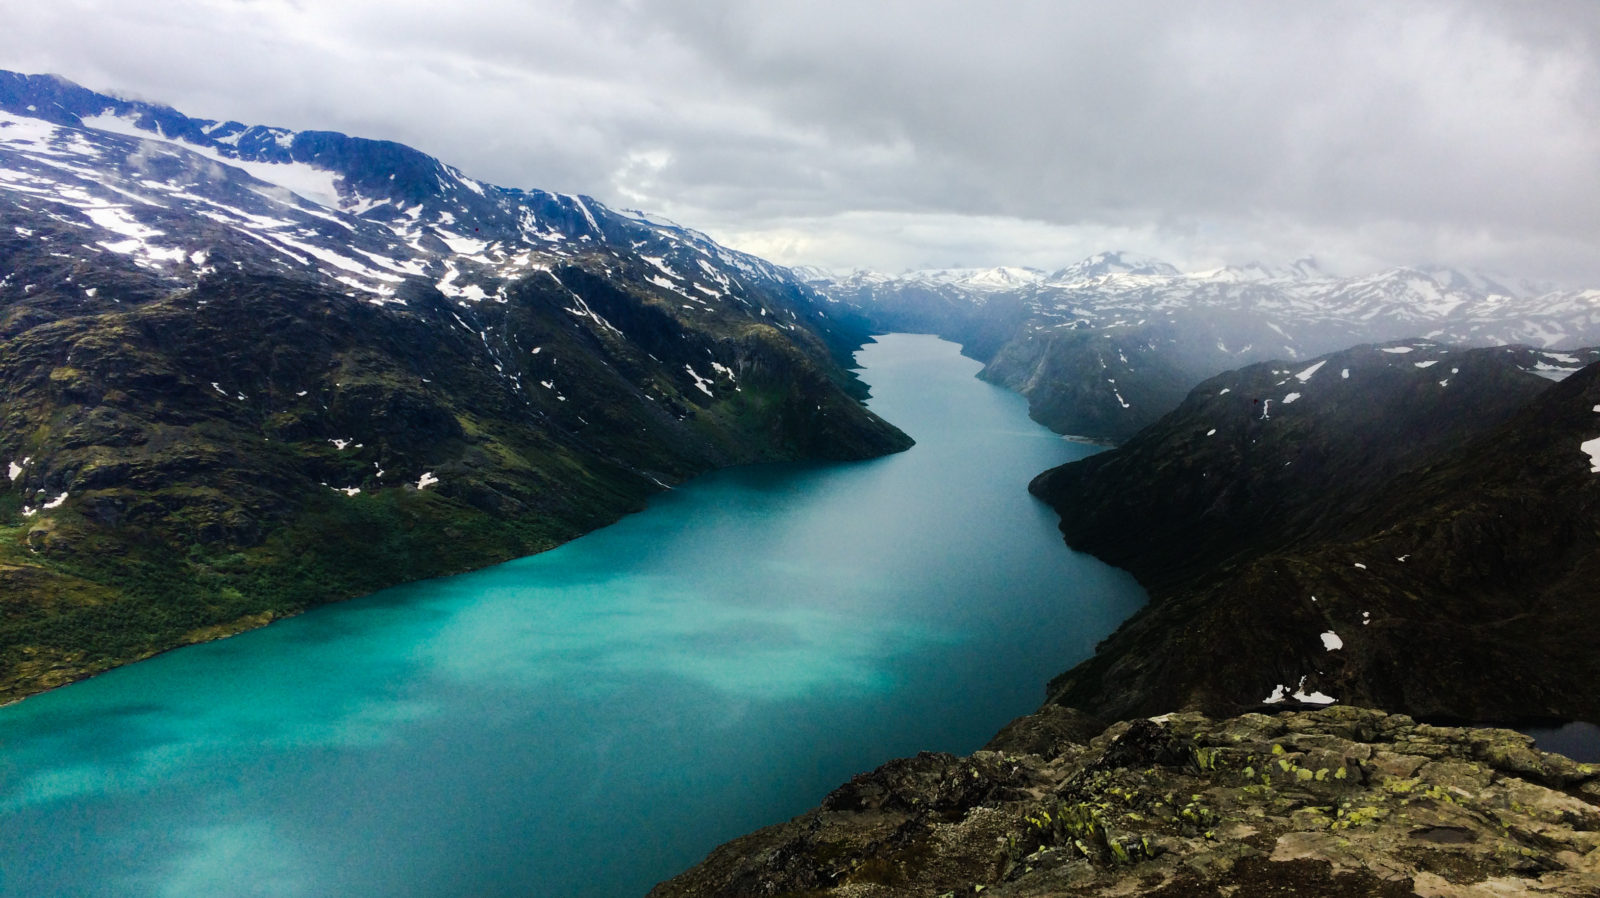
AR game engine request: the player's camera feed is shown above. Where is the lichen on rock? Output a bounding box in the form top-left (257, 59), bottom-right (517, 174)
top-left (650, 706), bottom-right (1600, 897)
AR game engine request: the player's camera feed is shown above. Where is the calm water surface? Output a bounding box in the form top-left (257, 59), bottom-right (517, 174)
top-left (0, 334), bottom-right (1147, 897)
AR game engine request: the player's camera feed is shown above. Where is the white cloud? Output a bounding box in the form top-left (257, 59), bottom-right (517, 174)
top-left (3, 0), bottom-right (1598, 281)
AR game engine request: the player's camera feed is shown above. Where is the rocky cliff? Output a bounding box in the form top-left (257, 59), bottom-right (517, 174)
top-left (652, 706), bottom-right (1600, 897)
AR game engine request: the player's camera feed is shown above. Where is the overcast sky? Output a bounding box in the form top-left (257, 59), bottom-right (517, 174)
top-left (5, 1), bottom-right (1598, 283)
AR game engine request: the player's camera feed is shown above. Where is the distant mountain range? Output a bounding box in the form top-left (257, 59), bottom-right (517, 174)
top-left (805, 251), bottom-right (1600, 439)
top-left (0, 70), bottom-right (909, 701)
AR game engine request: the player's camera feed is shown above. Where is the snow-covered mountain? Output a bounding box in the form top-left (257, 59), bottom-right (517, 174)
top-left (0, 70), bottom-right (909, 702)
top-left (804, 253), bottom-right (1600, 439)
top-left (1045, 250), bottom-right (1181, 284)
top-left (0, 72), bottom-right (833, 325)
top-left (814, 254), bottom-right (1600, 359)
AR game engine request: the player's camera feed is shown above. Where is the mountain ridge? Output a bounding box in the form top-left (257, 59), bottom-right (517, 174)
top-left (1033, 348), bottom-right (1600, 724)
top-left (0, 69), bottom-right (910, 702)
top-left (806, 253), bottom-right (1600, 440)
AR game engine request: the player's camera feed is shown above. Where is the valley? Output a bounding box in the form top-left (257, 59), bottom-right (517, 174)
top-left (3, 63), bottom-right (1600, 898)
top-left (807, 254), bottom-right (1600, 441)
top-left (0, 333), bottom-right (1146, 898)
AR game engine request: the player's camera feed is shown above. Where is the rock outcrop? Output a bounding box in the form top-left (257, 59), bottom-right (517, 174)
top-left (651, 706), bottom-right (1600, 897)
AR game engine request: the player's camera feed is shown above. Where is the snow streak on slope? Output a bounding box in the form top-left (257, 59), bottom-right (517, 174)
top-left (0, 92), bottom-right (823, 321)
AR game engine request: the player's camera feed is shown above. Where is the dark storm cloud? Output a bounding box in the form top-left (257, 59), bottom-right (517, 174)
top-left (4, 0), bottom-right (1597, 280)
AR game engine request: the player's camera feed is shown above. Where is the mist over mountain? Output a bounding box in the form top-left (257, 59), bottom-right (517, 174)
top-left (806, 254), bottom-right (1600, 440)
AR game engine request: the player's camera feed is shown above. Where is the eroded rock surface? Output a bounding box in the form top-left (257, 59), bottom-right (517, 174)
top-left (651, 706), bottom-right (1600, 897)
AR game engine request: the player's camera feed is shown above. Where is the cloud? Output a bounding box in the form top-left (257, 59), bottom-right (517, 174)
top-left (3, 0), bottom-right (1598, 281)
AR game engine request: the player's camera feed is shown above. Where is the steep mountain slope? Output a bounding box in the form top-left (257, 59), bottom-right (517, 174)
top-left (1032, 348), bottom-right (1600, 723)
top-left (979, 325), bottom-right (1201, 443)
top-left (1029, 341), bottom-right (1579, 589)
top-left (808, 252), bottom-right (1600, 440)
top-left (0, 71), bottom-right (910, 701)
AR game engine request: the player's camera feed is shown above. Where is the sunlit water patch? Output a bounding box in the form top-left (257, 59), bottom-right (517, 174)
top-left (0, 334), bottom-right (1147, 898)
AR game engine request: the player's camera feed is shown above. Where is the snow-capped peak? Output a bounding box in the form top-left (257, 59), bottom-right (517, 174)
top-left (1047, 251), bottom-right (1181, 284)
top-left (904, 266), bottom-right (1046, 292)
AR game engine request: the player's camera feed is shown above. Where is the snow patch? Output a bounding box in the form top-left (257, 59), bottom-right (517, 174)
top-left (684, 365), bottom-right (715, 397)
top-left (1293, 679), bottom-right (1337, 705)
top-left (1341, 368), bottom-right (1350, 379)
top-left (435, 230), bottom-right (489, 255)
top-left (1265, 675), bottom-right (1338, 705)
top-left (1381, 346), bottom-right (1414, 354)
top-left (417, 472), bottom-right (439, 490)
top-left (1283, 392), bottom-right (1302, 404)
top-left (1294, 360), bottom-right (1327, 383)
top-left (79, 113), bottom-right (345, 208)
top-left (1206, 428), bottom-right (1216, 436)
top-left (1414, 360), bottom-right (1439, 369)
top-left (1320, 631), bottom-right (1344, 651)
top-left (1581, 437), bottom-right (1600, 473)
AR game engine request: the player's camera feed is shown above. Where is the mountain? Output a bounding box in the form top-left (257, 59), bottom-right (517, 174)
top-left (0, 71), bottom-right (911, 701)
top-left (1031, 346), bottom-right (1600, 724)
top-left (649, 343), bottom-right (1600, 897)
top-left (1045, 249), bottom-right (1182, 282)
top-left (806, 255), bottom-right (1600, 440)
top-left (1029, 340), bottom-right (1581, 590)
top-left (652, 706), bottom-right (1600, 897)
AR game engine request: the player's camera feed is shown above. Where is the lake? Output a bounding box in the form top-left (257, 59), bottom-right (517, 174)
top-left (0, 333), bottom-right (1147, 897)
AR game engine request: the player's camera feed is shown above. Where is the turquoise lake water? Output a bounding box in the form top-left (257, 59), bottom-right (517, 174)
top-left (0, 333), bottom-right (1148, 897)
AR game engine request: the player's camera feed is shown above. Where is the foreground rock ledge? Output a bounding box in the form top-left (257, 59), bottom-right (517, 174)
top-left (650, 706), bottom-right (1600, 897)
